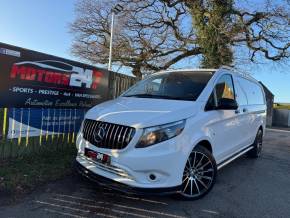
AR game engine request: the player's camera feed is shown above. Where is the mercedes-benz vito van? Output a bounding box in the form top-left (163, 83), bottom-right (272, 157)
top-left (75, 66), bottom-right (266, 200)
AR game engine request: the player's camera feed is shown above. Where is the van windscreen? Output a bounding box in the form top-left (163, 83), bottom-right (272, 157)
top-left (122, 71), bottom-right (214, 101)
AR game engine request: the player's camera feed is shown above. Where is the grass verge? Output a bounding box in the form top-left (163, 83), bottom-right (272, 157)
top-left (274, 103), bottom-right (290, 110)
top-left (0, 146), bottom-right (76, 196)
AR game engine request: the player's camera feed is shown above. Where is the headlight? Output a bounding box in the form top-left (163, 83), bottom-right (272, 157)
top-left (136, 120), bottom-right (186, 148)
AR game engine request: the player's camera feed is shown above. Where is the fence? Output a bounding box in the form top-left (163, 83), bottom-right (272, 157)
top-left (0, 72), bottom-right (137, 160)
top-left (111, 72), bottom-right (137, 98)
top-left (273, 109), bottom-right (290, 127)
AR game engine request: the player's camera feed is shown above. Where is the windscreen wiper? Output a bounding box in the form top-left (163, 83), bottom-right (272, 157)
top-left (123, 94), bottom-right (194, 100)
top-left (123, 94), bottom-right (158, 98)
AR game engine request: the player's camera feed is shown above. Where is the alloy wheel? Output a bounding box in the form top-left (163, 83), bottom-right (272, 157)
top-left (181, 151), bottom-right (215, 198)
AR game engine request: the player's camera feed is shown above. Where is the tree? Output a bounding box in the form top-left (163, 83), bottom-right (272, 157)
top-left (187, 0), bottom-right (235, 68)
top-left (70, 0), bottom-right (289, 78)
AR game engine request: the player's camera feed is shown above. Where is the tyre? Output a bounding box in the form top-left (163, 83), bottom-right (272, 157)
top-left (178, 146), bottom-right (217, 200)
top-left (247, 129), bottom-right (263, 158)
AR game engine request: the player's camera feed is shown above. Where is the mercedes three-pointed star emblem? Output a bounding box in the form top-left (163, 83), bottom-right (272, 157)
top-left (93, 127), bottom-right (106, 143)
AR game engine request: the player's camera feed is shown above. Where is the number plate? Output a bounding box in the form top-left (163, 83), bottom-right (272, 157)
top-left (84, 148), bottom-right (111, 164)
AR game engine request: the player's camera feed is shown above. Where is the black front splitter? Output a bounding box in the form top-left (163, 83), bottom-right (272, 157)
top-left (74, 160), bottom-right (182, 196)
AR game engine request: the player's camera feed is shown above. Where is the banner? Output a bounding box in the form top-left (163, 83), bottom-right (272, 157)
top-left (7, 108), bottom-right (85, 139)
top-left (0, 42), bottom-right (110, 108)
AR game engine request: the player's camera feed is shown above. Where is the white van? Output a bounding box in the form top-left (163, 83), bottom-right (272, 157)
top-left (75, 66), bottom-right (266, 200)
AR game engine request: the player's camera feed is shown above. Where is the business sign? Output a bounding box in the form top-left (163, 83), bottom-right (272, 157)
top-left (7, 108), bottom-right (85, 139)
top-left (0, 42), bottom-right (110, 108)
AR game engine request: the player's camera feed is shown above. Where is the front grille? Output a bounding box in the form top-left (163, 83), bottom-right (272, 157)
top-left (82, 119), bottom-right (135, 150)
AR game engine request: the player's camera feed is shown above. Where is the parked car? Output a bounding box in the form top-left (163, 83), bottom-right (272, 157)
top-left (75, 66), bottom-right (266, 200)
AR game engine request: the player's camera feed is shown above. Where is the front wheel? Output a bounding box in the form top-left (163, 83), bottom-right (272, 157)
top-left (179, 146), bottom-right (217, 200)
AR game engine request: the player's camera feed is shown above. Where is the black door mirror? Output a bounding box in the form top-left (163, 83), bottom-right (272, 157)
top-left (217, 98), bottom-right (238, 110)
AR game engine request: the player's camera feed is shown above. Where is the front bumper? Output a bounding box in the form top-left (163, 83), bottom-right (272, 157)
top-left (76, 131), bottom-right (189, 190)
top-left (75, 160), bottom-right (181, 195)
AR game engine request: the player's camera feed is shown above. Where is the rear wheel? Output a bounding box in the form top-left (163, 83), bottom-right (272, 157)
top-left (179, 146), bottom-right (217, 200)
top-left (247, 129), bottom-right (263, 158)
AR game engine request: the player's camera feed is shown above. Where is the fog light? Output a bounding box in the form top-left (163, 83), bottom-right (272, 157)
top-left (149, 174), bottom-right (156, 181)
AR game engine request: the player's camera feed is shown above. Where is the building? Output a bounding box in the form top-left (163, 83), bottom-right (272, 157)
top-left (259, 82), bottom-right (274, 127)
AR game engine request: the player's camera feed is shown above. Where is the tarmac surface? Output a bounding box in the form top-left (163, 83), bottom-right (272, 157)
top-left (1, 128), bottom-right (290, 218)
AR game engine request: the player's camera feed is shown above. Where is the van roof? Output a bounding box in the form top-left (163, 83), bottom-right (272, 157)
top-left (153, 69), bottom-right (216, 77)
top-left (159, 69), bottom-right (217, 73)
top-left (219, 66), bottom-right (257, 82)
top-left (152, 66), bottom-right (258, 84)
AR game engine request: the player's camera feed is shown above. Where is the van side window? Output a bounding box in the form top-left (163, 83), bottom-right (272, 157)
top-left (238, 78), bottom-right (265, 105)
top-left (215, 75), bottom-right (235, 101)
top-left (205, 74), bottom-right (235, 110)
top-left (236, 81), bottom-right (248, 106)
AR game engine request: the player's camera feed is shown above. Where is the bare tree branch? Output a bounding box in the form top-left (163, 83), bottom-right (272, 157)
top-left (70, 0), bottom-right (290, 77)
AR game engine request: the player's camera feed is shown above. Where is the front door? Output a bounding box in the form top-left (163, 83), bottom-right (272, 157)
top-left (205, 74), bottom-right (243, 163)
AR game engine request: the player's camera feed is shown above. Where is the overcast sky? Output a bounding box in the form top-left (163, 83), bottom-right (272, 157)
top-left (0, 0), bottom-right (289, 102)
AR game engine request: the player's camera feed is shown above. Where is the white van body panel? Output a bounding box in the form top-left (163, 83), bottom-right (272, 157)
top-left (76, 68), bottom-right (267, 190)
top-left (85, 97), bottom-right (199, 129)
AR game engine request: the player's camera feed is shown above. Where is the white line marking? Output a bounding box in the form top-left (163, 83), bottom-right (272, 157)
top-left (44, 208), bottom-right (86, 218)
top-left (201, 209), bottom-right (219, 215)
top-left (36, 200), bottom-right (117, 218)
top-left (53, 195), bottom-right (185, 218)
top-left (266, 128), bottom-right (290, 133)
top-left (48, 198), bottom-right (151, 218)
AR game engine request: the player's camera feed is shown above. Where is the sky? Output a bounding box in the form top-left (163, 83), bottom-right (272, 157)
top-left (0, 0), bottom-right (289, 102)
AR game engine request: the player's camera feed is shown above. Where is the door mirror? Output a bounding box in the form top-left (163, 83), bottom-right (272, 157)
top-left (217, 98), bottom-right (238, 110)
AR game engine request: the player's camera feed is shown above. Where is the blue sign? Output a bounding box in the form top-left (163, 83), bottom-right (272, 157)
top-left (8, 108), bottom-right (86, 138)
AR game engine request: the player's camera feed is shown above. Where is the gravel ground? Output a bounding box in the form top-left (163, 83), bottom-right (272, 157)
top-left (0, 128), bottom-right (290, 218)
